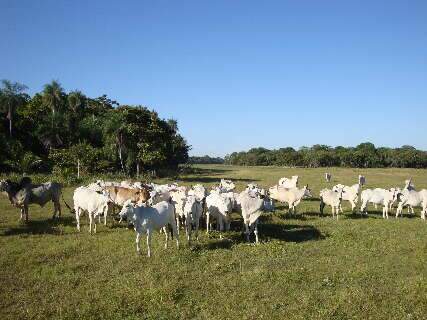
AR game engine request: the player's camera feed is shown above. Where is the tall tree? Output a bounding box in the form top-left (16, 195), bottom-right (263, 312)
top-left (0, 80), bottom-right (28, 137)
top-left (67, 90), bottom-right (86, 114)
top-left (42, 80), bottom-right (64, 127)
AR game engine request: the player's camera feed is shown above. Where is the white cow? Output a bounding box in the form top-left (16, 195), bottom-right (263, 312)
top-left (268, 185), bottom-right (312, 215)
top-left (278, 175), bottom-right (299, 188)
top-left (396, 189), bottom-right (427, 219)
top-left (118, 200), bottom-right (179, 257)
top-left (239, 192), bottom-right (273, 243)
top-left (218, 179), bottom-right (236, 192)
top-left (73, 187), bottom-right (111, 233)
top-left (170, 188), bottom-right (188, 233)
top-left (183, 195), bottom-right (204, 242)
top-left (188, 184), bottom-right (207, 202)
top-left (205, 192), bottom-right (233, 233)
top-left (332, 183), bottom-right (361, 213)
top-left (319, 188), bottom-right (344, 219)
top-left (360, 188), bottom-right (399, 219)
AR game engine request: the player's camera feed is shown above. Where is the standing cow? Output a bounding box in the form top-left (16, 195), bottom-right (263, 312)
top-left (0, 178), bottom-right (62, 222)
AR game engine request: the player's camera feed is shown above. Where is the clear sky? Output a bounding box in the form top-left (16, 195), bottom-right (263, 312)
top-left (1, 0), bottom-right (427, 156)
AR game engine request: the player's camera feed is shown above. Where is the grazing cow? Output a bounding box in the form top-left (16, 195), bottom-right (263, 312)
top-left (73, 187), bottom-right (111, 233)
top-left (325, 173), bottom-right (332, 183)
top-left (268, 185), bottom-right (312, 215)
top-left (396, 189), bottom-right (427, 219)
top-left (205, 192), bottom-right (233, 233)
top-left (332, 183), bottom-right (361, 213)
top-left (278, 175), bottom-right (299, 188)
top-left (183, 195), bottom-right (204, 242)
top-left (319, 188), bottom-right (344, 219)
top-left (0, 178), bottom-right (62, 222)
top-left (118, 200), bottom-right (179, 257)
top-left (360, 188), bottom-right (399, 219)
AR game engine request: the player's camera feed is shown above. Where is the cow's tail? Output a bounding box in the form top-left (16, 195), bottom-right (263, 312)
top-left (62, 193), bottom-right (75, 214)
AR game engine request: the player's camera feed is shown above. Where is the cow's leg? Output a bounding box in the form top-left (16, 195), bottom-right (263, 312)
top-left (410, 206), bottom-right (415, 215)
top-left (146, 230), bottom-right (152, 257)
top-left (20, 208), bottom-right (24, 221)
top-left (245, 222), bottom-right (250, 242)
top-left (186, 218), bottom-right (191, 243)
top-left (75, 207), bottom-right (81, 232)
top-left (172, 222), bottom-right (179, 249)
top-left (350, 201), bottom-right (355, 213)
top-left (25, 206), bottom-right (29, 223)
top-left (176, 217), bottom-right (180, 236)
top-left (195, 219), bottom-right (200, 240)
top-left (57, 202), bottom-right (62, 218)
top-left (136, 232), bottom-right (141, 254)
top-left (254, 221), bottom-right (259, 244)
top-left (206, 213), bottom-right (210, 233)
top-left (88, 214), bottom-right (93, 234)
top-left (164, 225), bottom-right (169, 249)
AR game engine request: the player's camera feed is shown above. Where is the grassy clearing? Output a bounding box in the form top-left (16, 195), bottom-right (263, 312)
top-left (1, 165), bottom-right (426, 319)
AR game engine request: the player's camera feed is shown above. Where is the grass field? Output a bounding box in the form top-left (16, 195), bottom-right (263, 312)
top-left (1, 165), bottom-right (426, 320)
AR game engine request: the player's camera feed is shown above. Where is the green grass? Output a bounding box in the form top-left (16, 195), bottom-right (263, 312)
top-left (1, 165), bottom-right (426, 319)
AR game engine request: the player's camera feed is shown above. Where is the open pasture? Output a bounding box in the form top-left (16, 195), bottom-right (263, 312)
top-left (1, 165), bottom-right (426, 319)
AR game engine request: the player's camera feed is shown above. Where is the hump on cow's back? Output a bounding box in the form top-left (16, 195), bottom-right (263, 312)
top-left (19, 177), bottom-right (32, 189)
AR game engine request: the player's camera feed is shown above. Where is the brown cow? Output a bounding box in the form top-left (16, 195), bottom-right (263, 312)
top-left (105, 186), bottom-right (150, 207)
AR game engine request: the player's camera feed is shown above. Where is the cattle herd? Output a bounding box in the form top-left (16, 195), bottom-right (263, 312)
top-left (0, 174), bottom-right (426, 257)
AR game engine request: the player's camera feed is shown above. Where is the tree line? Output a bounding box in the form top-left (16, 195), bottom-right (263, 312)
top-left (0, 80), bottom-right (189, 178)
top-left (224, 143), bottom-right (427, 168)
top-left (189, 155), bottom-right (225, 164)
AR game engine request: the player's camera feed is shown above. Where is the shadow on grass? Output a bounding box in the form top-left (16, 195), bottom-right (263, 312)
top-left (260, 223), bottom-right (326, 243)
top-left (199, 215), bottom-right (326, 250)
top-left (1, 216), bottom-right (75, 236)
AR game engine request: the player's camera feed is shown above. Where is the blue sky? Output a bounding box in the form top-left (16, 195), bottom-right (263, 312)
top-left (1, 0), bottom-right (426, 156)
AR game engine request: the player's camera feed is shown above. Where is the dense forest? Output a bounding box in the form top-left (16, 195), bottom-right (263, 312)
top-left (0, 80), bottom-right (189, 178)
top-left (225, 144), bottom-right (427, 168)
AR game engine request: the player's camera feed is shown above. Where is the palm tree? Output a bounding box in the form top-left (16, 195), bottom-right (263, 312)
top-left (42, 80), bottom-right (64, 127)
top-left (67, 90), bottom-right (86, 114)
top-left (0, 80), bottom-right (28, 137)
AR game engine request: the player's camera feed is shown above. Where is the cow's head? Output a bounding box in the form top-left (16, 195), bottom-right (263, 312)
top-left (303, 185), bottom-right (312, 198)
top-left (0, 179), bottom-right (16, 195)
top-left (0, 180), bottom-right (9, 192)
top-left (118, 200), bottom-right (136, 221)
